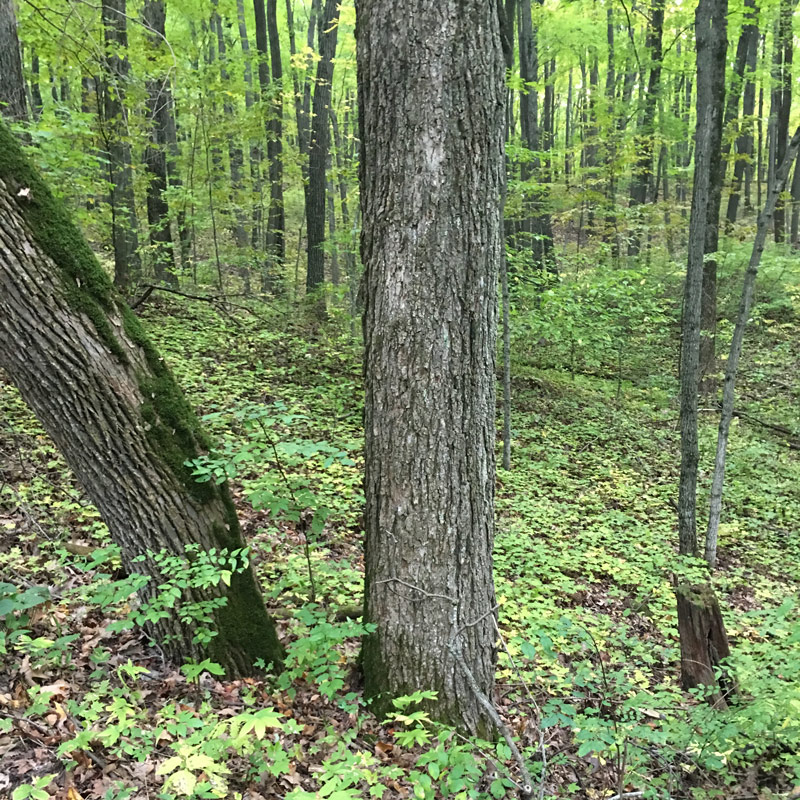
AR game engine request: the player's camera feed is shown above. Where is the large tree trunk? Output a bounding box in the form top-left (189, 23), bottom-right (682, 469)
top-left (0, 121), bottom-right (283, 676)
top-left (358, 0), bottom-right (504, 735)
top-left (304, 0), bottom-right (339, 295)
top-left (0, 0), bottom-right (26, 122)
top-left (101, 0), bottom-right (142, 294)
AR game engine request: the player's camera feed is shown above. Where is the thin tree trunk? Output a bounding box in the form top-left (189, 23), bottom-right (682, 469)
top-left (791, 152), bottom-right (800, 246)
top-left (518, 0), bottom-right (554, 274)
top-left (698, 0), bottom-right (729, 387)
top-left (726, 3), bottom-right (759, 227)
top-left (30, 52), bottom-right (43, 119)
top-left (211, 4), bottom-right (250, 256)
top-left (101, 0), bottom-right (142, 294)
top-left (705, 126), bottom-right (800, 568)
top-left (304, 0), bottom-right (338, 295)
top-left (771, 0), bottom-right (794, 243)
top-left (143, 0), bottom-right (179, 287)
top-left (0, 121), bottom-right (283, 675)
top-left (628, 0), bottom-right (665, 256)
top-left (330, 108), bottom-right (355, 279)
top-left (359, 0), bottom-right (504, 735)
top-left (679, 0), bottom-right (726, 557)
top-left (327, 169), bottom-right (339, 285)
top-left (565, 69), bottom-right (572, 186)
top-left (0, 0), bottom-right (26, 122)
top-left (757, 56), bottom-right (764, 210)
top-left (236, 0), bottom-right (263, 251)
top-left (265, 0), bottom-right (285, 276)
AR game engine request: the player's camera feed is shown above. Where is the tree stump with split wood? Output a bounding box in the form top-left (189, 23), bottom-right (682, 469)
top-left (676, 583), bottom-right (736, 708)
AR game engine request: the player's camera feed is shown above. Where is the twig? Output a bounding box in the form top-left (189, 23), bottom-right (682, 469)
top-left (449, 641), bottom-right (534, 799)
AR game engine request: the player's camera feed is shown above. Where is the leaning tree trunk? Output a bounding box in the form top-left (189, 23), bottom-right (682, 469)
top-left (0, 122), bottom-right (283, 676)
top-left (705, 126), bottom-right (800, 568)
top-left (359, 0), bottom-right (504, 735)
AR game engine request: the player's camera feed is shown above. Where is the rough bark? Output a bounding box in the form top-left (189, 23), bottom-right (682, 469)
top-left (304, 0), bottom-right (339, 294)
top-left (143, 0), bottom-right (179, 287)
top-left (679, 0), bottom-right (726, 557)
top-left (358, 0), bottom-right (504, 735)
top-left (676, 583), bottom-right (735, 707)
top-left (698, 0), bottom-right (728, 387)
top-left (0, 0), bottom-right (26, 122)
top-left (0, 122), bottom-right (283, 675)
top-left (101, 0), bottom-right (141, 294)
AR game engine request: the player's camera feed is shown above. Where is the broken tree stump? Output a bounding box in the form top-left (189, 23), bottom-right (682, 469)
top-left (676, 582), bottom-right (736, 709)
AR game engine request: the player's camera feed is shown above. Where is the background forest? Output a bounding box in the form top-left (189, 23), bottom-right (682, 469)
top-left (1, 0), bottom-right (800, 799)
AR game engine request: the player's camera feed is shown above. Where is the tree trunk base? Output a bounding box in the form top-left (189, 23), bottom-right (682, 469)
top-left (676, 582), bottom-right (736, 708)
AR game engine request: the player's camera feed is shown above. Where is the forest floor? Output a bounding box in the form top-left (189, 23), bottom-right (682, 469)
top-left (1, 265), bottom-right (800, 800)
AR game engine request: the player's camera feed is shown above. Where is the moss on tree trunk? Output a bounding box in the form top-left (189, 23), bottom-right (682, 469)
top-left (0, 121), bottom-right (283, 676)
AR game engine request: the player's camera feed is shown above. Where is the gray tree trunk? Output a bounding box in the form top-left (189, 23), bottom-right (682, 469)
top-left (705, 126), bottom-right (800, 568)
top-left (725, 2), bottom-right (760, 228)
top-left (0, 122), bottom-right (283, 675)
top-left (304, 0), bottom-right (338, 294)
top-left (265, 0), bottom-right (285, 276)
top-left (143, 0), bottom-right (179, 288)
top-left (518, 0), bottom-right (555, 274)
top-left (678, 0), bottom-right (726, 557)
top-left (771, 0), bottom-right (795, 242)
top-left (627, 0), bottom-right (664, 256)
top-left (211, 2), bottom-right (250, 259)
top-left (236, 0), bottom-right (264, 252)
top-left (0, 0), bottom-right (26, 122)
top-left (101, 0), bottom-right (142, 294)
top-left (698, 0), bottom-right (729, 387)
top-left (359, 0), bottom-right (504, 735)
